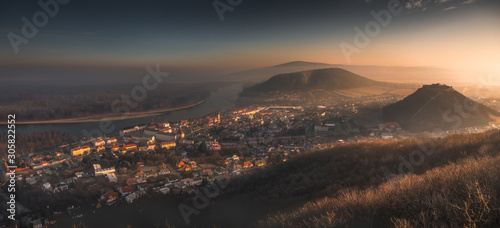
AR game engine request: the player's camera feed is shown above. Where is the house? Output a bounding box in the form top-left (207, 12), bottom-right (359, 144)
top-left (206, 141), bottom-right (221, 151)
top-left (71, 145), bottom-right (90, 156)
top-left (100, 191), bottom-right (118, 205)
top-left (147, 144), bottom-right (156, 151)
top-left (135, 171), bottom-right (145, 179)
top-left (106, 173), bottom-right (118, 182)
top-left (96, 146), bottom-right (106, 152)
top-left (176, 161), bottom-right (191, 171)
top-left (75, 172), bottom-right (84, 178)
top-left (255, 159), bottom-right (266, 167)
top-left (145, 171), bottom-right (158, 178)
top-left (106, 137), bottom-right (117, 145)
top-left (119, 125), bottom-right (144, 136)
top-left (159, 128), bottom-right (172, 134)
top-left (180, 164), bottom-right (191, 172)
top-left (161, 141), bottom-right (176, 149)
top-left (177, 130), bottom-right (185, 139)
top-left (119, 167), bottom-right (128, 174)
top-left (188, 161), bottom-right (197, 167)
top-left (111, 145), bottom-right (120, 152)
top-left (127, 178), bottom-right (138, 185)
top-left (177, 161), bottom-right (186, 168)
top-left (118, 185), bottom-right (134, 196)
top-left (42, 182), bottom-right (51, 191)
top-left (126, 193), bottom-right (138, 203)
top-left (159, 187), bottom-right (170, 194)
top-left (243, 161), bottom-right (253, 169)
top-left (123, 144), bottom-right (138, 151)
top-left (93, 139), bottom-right (105, 147)
top-left (56, 182), bottom-right (69, 191)
top-left (95, 167), bottom-right (115, 176)
top-left (93, 164), bottom-right (102, 170)
top-left (182, 178), bottom-right (193, 186)
top-left (381, 132), bottom-right (394, 140)
top-left (159, 168), bottom-right (170, 175)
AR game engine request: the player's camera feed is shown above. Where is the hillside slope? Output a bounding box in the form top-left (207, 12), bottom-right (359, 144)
top-left (258, 155), bottom-right (500, 227)
top-left (214, 130), bottom-right (500, 227)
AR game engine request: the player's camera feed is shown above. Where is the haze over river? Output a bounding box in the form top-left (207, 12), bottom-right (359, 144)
top-left (13, 83), bottom-right (243, 137)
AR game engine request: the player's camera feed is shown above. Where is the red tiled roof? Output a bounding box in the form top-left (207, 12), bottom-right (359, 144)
top-left (120, 185), bottom-right (133, 193)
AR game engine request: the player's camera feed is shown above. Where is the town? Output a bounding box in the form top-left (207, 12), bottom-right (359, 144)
top-left (1, 94), bottom-right (499, 227)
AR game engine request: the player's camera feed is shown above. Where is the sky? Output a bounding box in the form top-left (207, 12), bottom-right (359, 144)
top-left (0, 0), bottom-right (499, 78)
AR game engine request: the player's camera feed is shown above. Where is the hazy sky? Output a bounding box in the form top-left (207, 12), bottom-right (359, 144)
top-left (1, 0), bottom-right (499, 74)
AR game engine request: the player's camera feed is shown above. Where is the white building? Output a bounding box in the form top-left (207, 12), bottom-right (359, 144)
top-left (381, 133), bottom-right (394, 140)
top-left (93, 139), bottom-right (105, 147)
top-left (106, 173), bottom-right (117, 182)
top-left (42, 182), bottom-right (51, 190)
top-left (95, 167), bottom-right (116, 176)
top-left (126, 193), bottom-right (138, 203)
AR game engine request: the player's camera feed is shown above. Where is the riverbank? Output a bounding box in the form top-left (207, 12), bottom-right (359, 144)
top-left (16, 99), bottom-right (206, 125)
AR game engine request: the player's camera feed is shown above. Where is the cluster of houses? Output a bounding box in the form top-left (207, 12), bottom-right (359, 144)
top-left (4, 94), bottom-right (500, 227)
top-left (96, 161), bottom-right (233, 205)
top-left (1, 104), bottom-right (406, 201)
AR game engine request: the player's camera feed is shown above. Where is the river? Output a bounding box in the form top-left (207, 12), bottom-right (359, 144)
top-left (13, 83), bottom-right (243, 137)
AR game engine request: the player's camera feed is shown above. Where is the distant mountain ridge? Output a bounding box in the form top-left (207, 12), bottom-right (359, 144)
top-left (271, 61), bottom-right (334, 68)
top-left (216, 61), bottom-right (335, 83)
top-left (383, 84), bottom-right (499, 132)
top-left (213, 61), bottom-right (482, 88)
top-left (240, 68), bottom-right (386, 96)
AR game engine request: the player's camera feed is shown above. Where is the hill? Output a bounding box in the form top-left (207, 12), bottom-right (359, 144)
top-left (239, 68), bottom-right (387, 96)
top-left (215, 61), bottom-right (335, 83)
top-left (258, 154), bottom-right (500, 228)
top-left (382, 84), bottom-right (499, 132)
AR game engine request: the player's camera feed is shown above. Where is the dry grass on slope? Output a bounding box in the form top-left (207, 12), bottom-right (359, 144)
top-left (258, 155), bottom-right (500, 228)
